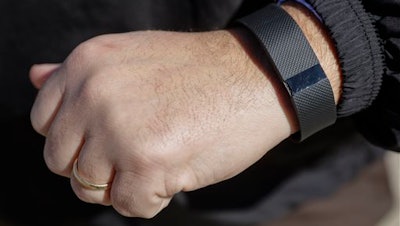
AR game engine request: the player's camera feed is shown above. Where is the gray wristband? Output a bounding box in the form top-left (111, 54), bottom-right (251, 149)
top-left (237, 4), bottom-right (336, 141)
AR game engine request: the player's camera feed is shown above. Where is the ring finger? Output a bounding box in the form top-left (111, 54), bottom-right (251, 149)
top-left (70, 136), bottom-right (115, 205)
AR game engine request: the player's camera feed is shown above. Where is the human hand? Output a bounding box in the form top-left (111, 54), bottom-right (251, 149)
top-left (30, 30), bottom-right (296, 218)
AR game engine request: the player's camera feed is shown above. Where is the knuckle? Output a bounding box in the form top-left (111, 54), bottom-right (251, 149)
top-left (67, 44), bottom-right (94, 67)
top-left (69, 38), bottom-right (103, 63)
top-left (71, 186), bottom-right (90, 203)
top-left (113, 202), bottom-right (157, 219)
top-left (68, 34), bottom-right (116, 66)
top-left (71, 185), bottom-right (97, 205)
top-left (111, 189), bottom-right (159, 218)
top-left (43, 147), bottom-right (63, 175)
top-left (77, 73), bottom-right (107, 102)
top-left (111, 194), bottom-right (138, 217)
top-left (43, 138), bottom-right (69, 176)
top-left (72, 69), bottom-right (117, 111)
top-left (30, 108), bottom-right (47, 136)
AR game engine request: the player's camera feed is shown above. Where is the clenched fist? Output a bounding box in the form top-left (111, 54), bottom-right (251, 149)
top-left (30, 30), bottom-right (296, 218)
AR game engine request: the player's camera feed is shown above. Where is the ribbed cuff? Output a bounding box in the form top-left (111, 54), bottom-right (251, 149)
top-left (307, 0), bottom-right (385, 117)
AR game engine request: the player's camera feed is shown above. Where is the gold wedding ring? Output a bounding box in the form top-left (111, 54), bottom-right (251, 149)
top-left (72, 159), bottom-right (110, 190)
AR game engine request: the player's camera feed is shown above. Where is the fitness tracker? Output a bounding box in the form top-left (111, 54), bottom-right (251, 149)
top-left (237, 4), bottom-right (336, 141)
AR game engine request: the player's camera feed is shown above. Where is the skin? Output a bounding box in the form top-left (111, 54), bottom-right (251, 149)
top-left (30, 3), bottom-right (341, 218)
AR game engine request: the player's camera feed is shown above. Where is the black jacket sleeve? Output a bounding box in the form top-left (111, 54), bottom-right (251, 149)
top-left (235, 0), bottom-right (400, 151)
top-left (354, 0), bottom-right (400, 152)
top-left (307, 0), bottom-right (400, 151)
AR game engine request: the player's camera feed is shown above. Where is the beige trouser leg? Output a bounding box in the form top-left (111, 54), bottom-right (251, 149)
top-left (376, 152), bottom-right (399, 226)
top-left (258, 158), bottom-right (393, 226)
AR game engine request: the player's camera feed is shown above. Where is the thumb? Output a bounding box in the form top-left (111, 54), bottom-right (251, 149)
top-left (30, 63), bottom-right (61, 89)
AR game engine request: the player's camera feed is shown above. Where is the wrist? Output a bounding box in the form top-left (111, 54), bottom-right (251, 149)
top-left (235, 3), bottom-right (341, 139)
top-left (226, 28), bottom-right (299, 138)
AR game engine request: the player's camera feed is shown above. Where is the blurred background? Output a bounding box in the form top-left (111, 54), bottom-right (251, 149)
top-left (0, 1), bottom-right (398, 225)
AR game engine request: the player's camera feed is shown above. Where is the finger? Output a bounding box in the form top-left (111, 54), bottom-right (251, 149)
top-left (43, 101), bottom-right (86, 177)
top-left (29, 63), bottom-right (61, 89)
top-left (70, 137), bottom-right (114, 205)
top-left (30, 66), bottom-right (65, 136)
top-left (110, 171), bottom-right (172, 218)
